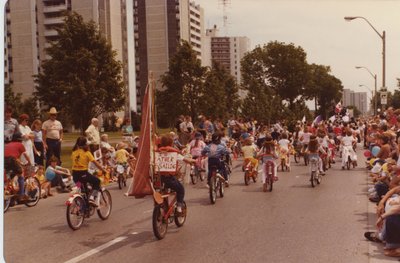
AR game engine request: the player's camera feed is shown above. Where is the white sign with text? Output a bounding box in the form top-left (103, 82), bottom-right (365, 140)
top-left (155, 152), bottom-right (178, 173)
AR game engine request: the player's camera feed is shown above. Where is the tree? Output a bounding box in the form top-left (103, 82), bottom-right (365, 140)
top-left (201, 61), bottom-right (240, 119)
top-left (158, 41), bottom-right (206, 127)
top-left (5, 85), bottom-right (40, 120)
top-left (263, 41), bottom-right (310, 109)
top-left (34, 12), bottom-right (125, 132)
top-left (307, 64), bottom-right (343, 119)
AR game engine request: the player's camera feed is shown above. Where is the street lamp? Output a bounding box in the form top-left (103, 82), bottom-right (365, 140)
top-left (359, 84), bottom-right (373, 115)
top-left (345, 16), bottom-right (386, 107)
top-left (355, 66), bottom-right (377, 115)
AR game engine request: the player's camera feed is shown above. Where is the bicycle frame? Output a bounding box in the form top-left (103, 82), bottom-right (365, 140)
top-left (309, 157), bottom-right (319, 172)
top-left (160, 192), bottom-right (177, 221)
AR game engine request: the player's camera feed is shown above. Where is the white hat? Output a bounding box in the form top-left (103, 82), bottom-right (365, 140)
top-left (49, 107), bottom-right (58, 114)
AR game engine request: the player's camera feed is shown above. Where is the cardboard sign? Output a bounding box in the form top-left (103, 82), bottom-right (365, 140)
top-left (155, 152), bottom-right (178, 173)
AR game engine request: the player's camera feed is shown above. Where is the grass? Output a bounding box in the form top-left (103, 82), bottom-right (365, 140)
top-left (60, 128), bottom-right (173, 169)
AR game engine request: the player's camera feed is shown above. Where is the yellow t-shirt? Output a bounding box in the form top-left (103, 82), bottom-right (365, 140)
top-left (36, 173), bottom-right (46, 184)
top-left (71, 149), bottom-right (95, 171)
top-left (242, 145), bottom-right (257, 159)
top-left (115, 149), bottom-right (129, 164)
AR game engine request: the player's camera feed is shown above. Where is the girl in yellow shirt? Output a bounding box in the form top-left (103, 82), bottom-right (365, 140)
top-left (71, 136), bottom-right (106, 206)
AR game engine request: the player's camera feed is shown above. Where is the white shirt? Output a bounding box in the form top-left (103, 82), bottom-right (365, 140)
top-left (278, 139), bottom-right (290, 150)
top-left (342, 135), bottom-right (355, 146)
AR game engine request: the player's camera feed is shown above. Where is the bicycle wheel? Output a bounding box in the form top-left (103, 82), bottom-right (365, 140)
top-left (118, 174), bottom-right (123, 189)
top-left (66, 196), bottom-right (85, 230)
top-left (346, 157), bottom-right (351, 170)
top-left (152, 204), bottom-right (168, 240)
top-left (268, 174), bottom-right (273, 192)
top-left (190, 168), bottom-right (197, 185)
top-left (219, 179), bottom-right (224, 198)
top-left (199, 170), bottom-right (205, 181)
top-left (316, 172), bottom-right (321, 184)
top-left (252, 171), bottom-right (257, 183)
top-left (209, 175), bottom-right (217, 204)
top-left (24, 177), bottom-right (41, 207)
top-left (4, 196), bottom-right (11, 213)
top-left (311, 171), bottom-right (316, 187)
top-left (97, 190), bottom-right (112, 220)
top-left (174, 201), bottom-right (187, 227)
top-left (244, 171), bottom-right (250, 185)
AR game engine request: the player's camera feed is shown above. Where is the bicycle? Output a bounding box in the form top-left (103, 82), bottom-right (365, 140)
top-left (65, 181), bottom-right (112, 230)
top-left (309, 155), bottom-right (321, 187)
top-left (152, 180), bottom-right (187, 240)
top-left (209, 165), bottom-right (225, 204)
top-left (189, 156), bottom-right (206, 185)
top-left (263, 160), bottom-right (275, 192)
top-left (243, 159), bottom-right (257, 185)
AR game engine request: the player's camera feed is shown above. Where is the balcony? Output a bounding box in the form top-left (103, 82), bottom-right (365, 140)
top-left (43, 4), bottom-right (67, 13)
top-left (44, 29), bottom-right (58, 37)
top-left (44, 17), bottom-right (64, 25)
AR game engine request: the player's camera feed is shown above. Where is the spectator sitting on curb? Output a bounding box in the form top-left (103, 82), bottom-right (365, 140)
top-left (45, 156), bottom-right (72, 193)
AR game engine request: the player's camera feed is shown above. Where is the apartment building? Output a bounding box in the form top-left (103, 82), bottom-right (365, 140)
top-left (206, 25), bottom-right (250, 85)
top-left (5, 0), bottom-right (137, 112)
top-left (133, 0), bottom-right (205, 111)
top-left (342, 89), bottom-right (368, 114)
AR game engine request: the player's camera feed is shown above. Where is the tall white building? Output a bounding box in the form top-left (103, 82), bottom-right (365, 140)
top-left (342, 89), bottom-right (368, 115)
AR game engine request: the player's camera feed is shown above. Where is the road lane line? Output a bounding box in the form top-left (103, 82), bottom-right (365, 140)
top-left (143, 209), bottom-right (152, 214)
top-left (64, 236), bottom-right (128, 263)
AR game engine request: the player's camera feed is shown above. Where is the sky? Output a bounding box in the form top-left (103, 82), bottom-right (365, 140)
top-left (199, 0), bottom-right (400, 108)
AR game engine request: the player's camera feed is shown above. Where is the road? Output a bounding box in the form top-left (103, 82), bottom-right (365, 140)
top-left (4, 150), bottom-right (399, 263)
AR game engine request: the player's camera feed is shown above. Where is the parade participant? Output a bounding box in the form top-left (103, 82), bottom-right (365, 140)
top-left (42, 107), bottom-right (63, 167)
top-left (189, 132), bottom-right (206, 158)
top-left (71, 136), bottom-right (106, 206)
top-left (258, 136), bottom-right (278, 192)
top-left (278, 132), bottom-right (291, 169)
top-left (308, 135), bottom-right (325, 175)
top-left (341, 130), bottom-right (358, 169)
top-left (241, 138), bottom-right (259, 172)
top-left (4, 132), bottom-right (31, 201)
top-left (202, 133), bottom-right (230, 185)
top-left (158, 134), bottom-right (195, 213)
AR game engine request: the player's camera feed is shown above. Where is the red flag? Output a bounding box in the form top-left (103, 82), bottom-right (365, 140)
top-left (127, 80), bottom-right (154, 198)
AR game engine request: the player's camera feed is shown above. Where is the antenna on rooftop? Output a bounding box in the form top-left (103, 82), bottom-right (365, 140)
top-left (218, 0), bottom-right (231, 36)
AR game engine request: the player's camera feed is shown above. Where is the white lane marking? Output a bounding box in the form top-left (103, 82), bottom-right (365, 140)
top-left (131, 232), bottom-right (139, 235)
top-left (143, 209), bottom-right (152, 214)
top-left (64, 236), bottom-right (128, 263)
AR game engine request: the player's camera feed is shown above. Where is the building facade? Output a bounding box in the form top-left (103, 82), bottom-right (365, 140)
top-left (207, 26), bottom-right (250, 85)
top-left (133, 0), bottom-right (205, 111)
top-left (342, 89), bottom-right (368, 115)
top-left (5, 0), bottom-right (136, 113)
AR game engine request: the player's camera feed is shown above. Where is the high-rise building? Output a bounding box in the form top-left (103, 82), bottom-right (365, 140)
top-left (5, 0), bottom-right (136, 113)
top-left (342, 89), bottom-right (368, 115)
top-left (206, 26), bottom-right (250, 85)
top-left (133, 0), bottom-right (205, 111)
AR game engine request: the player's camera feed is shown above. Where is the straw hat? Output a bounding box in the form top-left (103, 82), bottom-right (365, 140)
top-left (48, 107), bottom-right (58, 114)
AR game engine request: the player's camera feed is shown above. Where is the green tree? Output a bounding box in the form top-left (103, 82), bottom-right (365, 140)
top-left (5, 85), bottom-right (40, 120)
top-left (201, 61), bottom-right (240, 119)
top-left (307, 64), bottom-right (343, 119)
top-left (390, 90), bottom-right (400, 109)
top-left (34, 12), bottom-right (125, 132)
top-left (158, 41), bottom-right (206, 127)
top-left (263, 41), bottom-right (310, 109)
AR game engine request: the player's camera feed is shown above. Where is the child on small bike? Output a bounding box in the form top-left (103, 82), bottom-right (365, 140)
top-left (71, 136), bottom-right (106, 206)
top-left (257, 136), bottom-right (278, 192)
top-left (241, 138), bottom-right (259, 172)
top-left (307, 135), bottom-right (325, 175)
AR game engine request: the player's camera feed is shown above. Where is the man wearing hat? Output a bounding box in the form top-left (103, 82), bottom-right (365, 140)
top-left (42, 107), bottom-right (63, 167)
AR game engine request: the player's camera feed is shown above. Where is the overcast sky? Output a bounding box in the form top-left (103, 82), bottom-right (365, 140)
top-left (200, 0), bottom-right (400, 105)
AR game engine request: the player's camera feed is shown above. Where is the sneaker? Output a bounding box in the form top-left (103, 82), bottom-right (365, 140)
top-left (319, 171), bottom-right (325, 175)
top-left (342, 166), bottom-right (345, 170)
top-left (274, 176), bottom-right (279, 181)
top-left (225, 181), bottom-right (229, 187)
top-left (95, 195), bottom-right (101, 207)
top-left (176, 205), bottom-right (182, 213)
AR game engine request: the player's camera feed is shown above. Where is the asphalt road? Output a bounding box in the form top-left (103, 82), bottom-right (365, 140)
top-left (4, 149), bottom-right (399, 263)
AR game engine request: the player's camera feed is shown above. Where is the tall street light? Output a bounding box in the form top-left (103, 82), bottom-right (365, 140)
top-left (345, 16), bottom-right (386, 107)
top-left (355, 66), bottom-right (377, 115)
top-left (359, 84), bottom-right (373, 115)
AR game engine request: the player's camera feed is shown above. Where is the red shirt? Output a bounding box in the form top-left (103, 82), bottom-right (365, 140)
top-left (4, 142), bottom-right (26, 159)
top-left (333, 127), bottom-right (342, 136)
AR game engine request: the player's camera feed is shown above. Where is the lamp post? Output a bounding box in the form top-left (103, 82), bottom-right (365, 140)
top-left (359, 84), bottom-right (373, 115)
top-left (345, 16), bottom-right (386, 108)
top-left (355, 66), bottom-right (377, 115)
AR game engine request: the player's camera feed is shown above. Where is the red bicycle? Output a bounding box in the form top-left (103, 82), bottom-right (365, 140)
top-left (152, 180), bottom-right (187, 240)
top-left (263, 160), bottom-right (275, 192)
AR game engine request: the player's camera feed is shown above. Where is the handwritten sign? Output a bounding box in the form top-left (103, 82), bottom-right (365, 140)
top-left (155, 152), bottom-right (178, 173)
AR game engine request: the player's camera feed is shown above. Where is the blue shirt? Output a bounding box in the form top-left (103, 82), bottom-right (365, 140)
top-left (45, 166), bottom-right (62, 181)
top-left (202, 143), bottom-right (228, 159)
